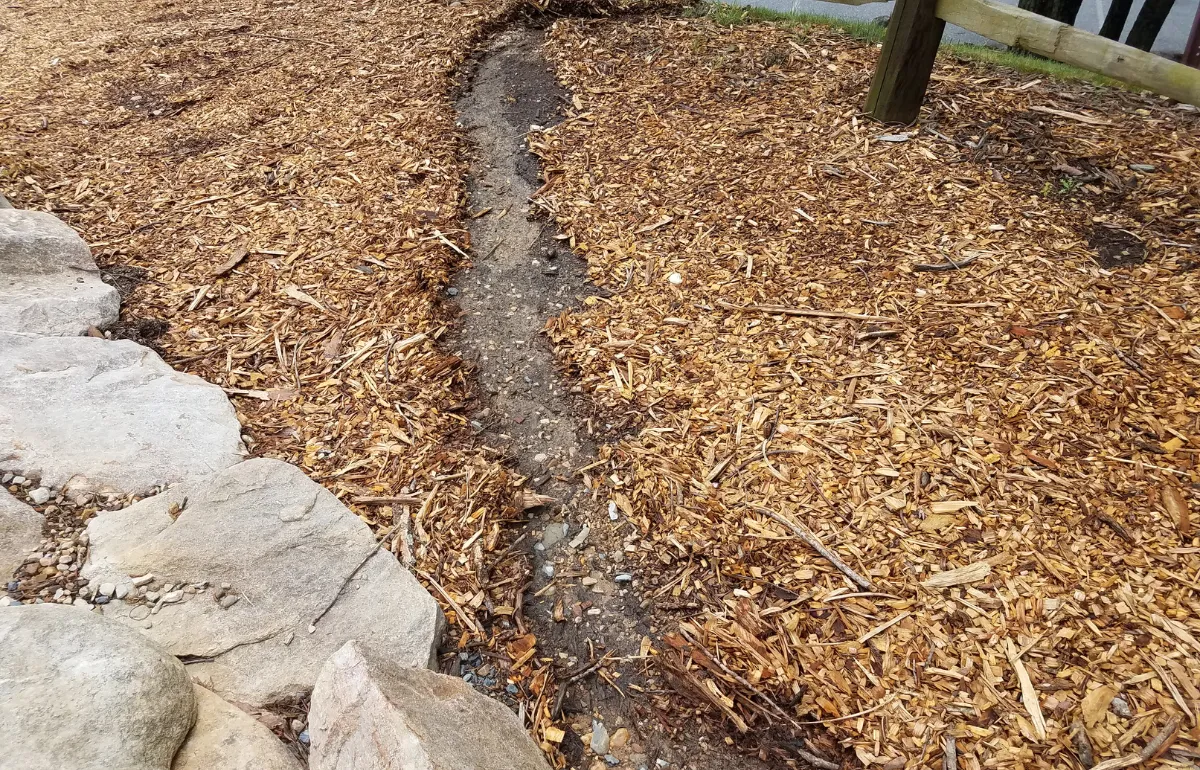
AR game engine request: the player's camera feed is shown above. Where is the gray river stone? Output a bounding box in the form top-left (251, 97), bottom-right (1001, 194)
top-left (309, 641), bottom-right (552, 770)
top-left (0, 604), bottom-right (196, 770)
top-left (83, 458), bottom-right (444, 707)
top-left (0, 209), bottom-right (119, 335)
top-left (0, 487), bottom-right (42, 579)
top-left (0, 333), bottom-right (244, 495)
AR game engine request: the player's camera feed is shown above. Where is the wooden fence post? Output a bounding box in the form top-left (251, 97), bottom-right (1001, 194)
top-left (865, 0), bottom-right (946, 124)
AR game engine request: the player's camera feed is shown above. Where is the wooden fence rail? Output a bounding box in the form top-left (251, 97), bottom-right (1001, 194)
top-left (830, 0), bottom-right (1200, 122)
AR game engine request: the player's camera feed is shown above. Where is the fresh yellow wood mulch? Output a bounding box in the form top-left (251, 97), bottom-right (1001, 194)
top-left (535, 15), bottom-right (1200, 769)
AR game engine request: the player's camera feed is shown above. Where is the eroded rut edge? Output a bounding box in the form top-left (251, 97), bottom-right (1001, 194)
top-left (451, 25), bottom-right (779, 770)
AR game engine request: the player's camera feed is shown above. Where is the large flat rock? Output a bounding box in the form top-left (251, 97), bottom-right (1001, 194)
top-left (0, 604), bottom-right (196, 770)
top-left (0, 333), bottom-right (244, 495)
top-left (309, 641), bottom-right (552, 770)
top-left (0, 487), bottom-right (42, 578)
top-left (173, 685), bottom-right (303, 770)
top-left (0, 209), bottom-right (119, 335)
top-left (83, 459), bottom-right (444, 707)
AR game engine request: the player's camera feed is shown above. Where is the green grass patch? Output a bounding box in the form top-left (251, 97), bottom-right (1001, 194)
top-left (687, 2), bottom-right (1119, 88)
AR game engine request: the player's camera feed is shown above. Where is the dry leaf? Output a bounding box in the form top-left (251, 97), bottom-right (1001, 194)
top-left (1162, 485), bottom-right (1192, 537)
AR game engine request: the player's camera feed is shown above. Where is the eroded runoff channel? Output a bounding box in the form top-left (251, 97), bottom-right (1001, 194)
top-left (452, 26), bottom-right (777, 770)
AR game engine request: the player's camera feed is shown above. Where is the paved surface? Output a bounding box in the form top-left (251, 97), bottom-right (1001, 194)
top-left (728, 0), bottom-right (1195, 56)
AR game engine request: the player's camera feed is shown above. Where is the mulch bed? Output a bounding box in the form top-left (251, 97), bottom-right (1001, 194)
top-left (533, 14), bottom-right (1200, 769)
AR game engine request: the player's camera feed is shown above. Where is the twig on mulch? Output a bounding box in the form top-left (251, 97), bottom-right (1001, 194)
top-left (1090, 716), bottom-right (1181, 770)
top-left (551, 655), bottom-right (609, 719)
top-left (748, 504), bottom-right (873, 590)
top-left (913, 253), bottom-right (979, 272)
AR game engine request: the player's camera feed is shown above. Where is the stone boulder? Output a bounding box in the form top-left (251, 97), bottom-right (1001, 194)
top-left (0, 487), bottom-right (42, 578)
top-left (0, 333), bottom-right (244, 495)
top-left (173, 685), bottom-right (302, 770)
top-left (309, 641), bottom-right (551, 770)
top-left (83, 458), bottom-right (444, 707)
top-left (0, 604), bottom-right (196, 770)
top-left (0, 209), bottom-right (119, 335)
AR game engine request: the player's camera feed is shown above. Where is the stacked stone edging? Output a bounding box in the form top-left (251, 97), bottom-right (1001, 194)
top-left (1, 208), bottom-right (546, 770)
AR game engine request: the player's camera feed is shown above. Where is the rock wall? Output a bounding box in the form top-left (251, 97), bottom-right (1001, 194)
top-left (0, 208), bottom-right (544, 769)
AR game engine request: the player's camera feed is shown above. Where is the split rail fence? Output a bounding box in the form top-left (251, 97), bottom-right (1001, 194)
top-left (825, 0), bottom-right (1200, 122)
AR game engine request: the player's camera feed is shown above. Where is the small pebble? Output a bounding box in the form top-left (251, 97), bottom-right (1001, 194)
top-left (533, 453), bottom-right (548, 463)
top-left (98, 582), bottom-right (116, 598)
top-left (131, 574), bottom-right (154, 587)
top-left (290, 719), bottom-right (305, 733)
top-left (1129, 163), bottom-right (1156, 172)
top-left (542, 564), bottom-right (555, 578)
top-left (667, 272), bottom-right (682, 285)
top-left (446, 287), bottom-right (459, 297)
top-left (219, 594), bottom-right (240, 609)
top-left (115, 584), bottom-right (130, 600)
top-left (590, 720), bottom-right (610, 755)
top-left (162, 590), bottom-right (183, 603)
top-left (297, 730), bottom-right (309, 746)
top-left (1111, 695), bottom-right (1133, 718)
top-left (28, 488), bottom-right (51, 505)
top-left (614, 573), bottom-right (633, 584)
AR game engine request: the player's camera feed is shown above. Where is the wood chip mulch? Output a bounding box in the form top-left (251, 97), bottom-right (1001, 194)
top-left (534, 15), bottom-right (1200, 769)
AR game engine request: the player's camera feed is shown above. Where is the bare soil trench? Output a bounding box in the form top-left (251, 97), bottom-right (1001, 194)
top-left (451, 26), bottom-right (781, 770)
